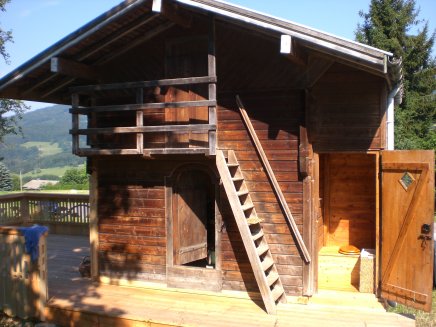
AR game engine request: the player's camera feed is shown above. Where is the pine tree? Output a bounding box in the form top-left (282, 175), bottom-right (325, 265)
top-left (356, 0), bottom-right (436, 150)
top-left (0, 162), bottom-right (12, 191)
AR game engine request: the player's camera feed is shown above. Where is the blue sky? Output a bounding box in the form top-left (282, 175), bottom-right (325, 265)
top-left (0, 0), bottom-right (435, 109)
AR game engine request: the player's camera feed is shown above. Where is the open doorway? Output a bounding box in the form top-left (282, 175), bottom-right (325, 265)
top-left (317, 153), bottom-right (378, 293)
top-left (166, 165), bottom-right (222, 291)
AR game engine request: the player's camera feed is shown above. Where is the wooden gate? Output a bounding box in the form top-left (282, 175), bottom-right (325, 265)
top-left (0, 227), bottom-right (47, 319)
top-left (381, 150), bottom-right (434, 312)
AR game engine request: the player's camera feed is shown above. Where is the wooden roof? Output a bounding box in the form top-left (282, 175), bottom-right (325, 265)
top-left (0, 0), bottom-right (402, 104)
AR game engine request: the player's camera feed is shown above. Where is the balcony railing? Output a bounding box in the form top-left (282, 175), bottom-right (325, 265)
top-left (69, 76), bottom-right (217, 157)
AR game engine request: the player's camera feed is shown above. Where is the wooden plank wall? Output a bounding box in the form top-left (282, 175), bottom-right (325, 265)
top-left (217, 91), bottom-right (304, 295)
top-left (310, 64), bottom-right (387, 152)
top-left (97, 159), bottom-right (168, 282)
top-left (321, 153), bottom-right (376, 249)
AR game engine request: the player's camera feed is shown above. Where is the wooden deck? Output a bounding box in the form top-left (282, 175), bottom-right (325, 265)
top-left (45, 235), bottom-right (415, 327)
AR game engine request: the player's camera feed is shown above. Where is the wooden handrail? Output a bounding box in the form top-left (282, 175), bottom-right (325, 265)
top-left (70, 124), bottom-right (216, 135)
top-left (70, 76), bottom-right (217, 93)
top-left (236, 95), bottom-right (311, 263)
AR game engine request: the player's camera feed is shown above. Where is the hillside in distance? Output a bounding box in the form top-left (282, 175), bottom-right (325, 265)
top-left (0, 105), bottom-right (85, 175)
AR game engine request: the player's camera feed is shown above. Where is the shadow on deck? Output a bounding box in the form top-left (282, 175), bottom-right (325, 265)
top-left (45, 235), bottom-right (415, 327)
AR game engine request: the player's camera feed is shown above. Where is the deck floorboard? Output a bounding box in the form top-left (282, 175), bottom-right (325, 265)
top-left (45, 235), bottom-right (415, 327)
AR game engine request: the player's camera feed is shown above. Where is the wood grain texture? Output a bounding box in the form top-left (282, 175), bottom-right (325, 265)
top-left (321, 153), bottom-right (376, 250)
top-left (381, 150), bottom-right (434, 312)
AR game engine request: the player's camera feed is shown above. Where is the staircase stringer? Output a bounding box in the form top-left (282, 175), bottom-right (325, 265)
top-left (216, 150), bottom-right (286, 315)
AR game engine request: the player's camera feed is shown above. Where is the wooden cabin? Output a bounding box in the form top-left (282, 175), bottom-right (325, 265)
top-left (0, 0), bottom-right (433, 315)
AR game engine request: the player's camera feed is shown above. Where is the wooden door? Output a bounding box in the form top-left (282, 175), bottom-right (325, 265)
top-left (173, 170), bottom-right (209, 265)
top-left (381, 150), bottom-right (434, 312)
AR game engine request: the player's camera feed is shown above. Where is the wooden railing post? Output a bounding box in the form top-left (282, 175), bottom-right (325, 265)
top-left (208, 14), bottom-right (217, 156)
top-left (136, 88), bottom-right (144, 155)
top-left (20, 194), bottom-right (30, 225)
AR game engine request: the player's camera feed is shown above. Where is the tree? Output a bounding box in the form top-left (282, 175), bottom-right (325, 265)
top-left (0, 0), bottom-right (29, 143)
top-left (356, 0), bottom-right (436, 150)
top-left (0, 161), bottom-right (12, 191)
top-left (60, 167), bottom-right (88, 185)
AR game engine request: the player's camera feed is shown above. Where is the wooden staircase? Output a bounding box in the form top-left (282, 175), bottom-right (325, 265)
top-left (216, 150), bottom-right (286, 314)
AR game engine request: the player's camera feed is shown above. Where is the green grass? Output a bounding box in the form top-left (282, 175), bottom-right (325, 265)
top-left (21, 166), bottom-right (72, 178)
top-left (21, 141), bottom-right (63, 156)
top-left (388, 290), bottom-right (436, 326)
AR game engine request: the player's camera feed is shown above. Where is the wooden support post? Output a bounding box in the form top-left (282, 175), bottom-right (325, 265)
top-left (71, 94), bottom-right (80, 155)
top-left (208, 15), bottom-right (217, 156)
top-left (89, 162), bottom-right (99, 281)
top-left (20, 195), bottom-right (30, 224)
top-left (136, 88), bottom-right (144, 155)
top-left (300, 123), bottom-right (315, 296)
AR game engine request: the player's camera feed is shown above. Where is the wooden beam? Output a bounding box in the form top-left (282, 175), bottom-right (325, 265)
top-left (51, 57), bottom-right (99, 81)
top-left (236, 95), bottom-right (311, 264)
top-left (152, 0), bottom-right (162, 12)
top-left (293, 55), bottom-right (334, 89)
top-left (98, 21), bottom-right (175, 65)
top-left (70, 100), bottom-right (217, 114)
top-left (161, 2), bottom-right (192, 28)
top-left (70, 76), bottom-right (217, 93)
top-left (71, 124), bottom-right (216, 135)
top-left (280, 35), bottom-right (292, 54)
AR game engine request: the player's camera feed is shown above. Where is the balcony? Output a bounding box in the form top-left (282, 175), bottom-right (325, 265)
top-left (69, 76), bottom-right (217, 157)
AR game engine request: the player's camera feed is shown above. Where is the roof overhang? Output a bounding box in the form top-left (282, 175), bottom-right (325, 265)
top-left (0, 0), bottom-right (402, 104)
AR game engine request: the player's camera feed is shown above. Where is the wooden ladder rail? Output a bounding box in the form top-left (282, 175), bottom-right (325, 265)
top-left (216, 150), bottom-right (286, 315)
top-left (236, 95), bottom-right (311, 264)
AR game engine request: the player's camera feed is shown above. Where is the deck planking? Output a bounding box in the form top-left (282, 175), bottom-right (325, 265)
top-left (44, 235), bottom-right (415, 327)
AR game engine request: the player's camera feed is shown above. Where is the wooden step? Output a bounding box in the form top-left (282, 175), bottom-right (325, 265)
top-left (261, 257), bottom-right (274, 272)
top-left (271, 285), bottom-right (284, 302)
top-left (227, 163), bottom-right (239, 168)
top-left (266, 272), bottom-right (279, 287)
top-left (241, 203), bottom-right (254, 211)
top-left (246, 216), bottom-right (262, 225)
top-left (237, 189), bottom-right (249, 197)
top-left (251, 229), bottom-right (264, 242)
top-left (256, 243), bottom-right (269, 256)
top-left (232, 176), bottom-right (244, 182)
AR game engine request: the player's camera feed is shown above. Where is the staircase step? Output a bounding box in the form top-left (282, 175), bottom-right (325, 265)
top-left (241, 203), bottom-right (254, 211)
top-left (246, 216), bottom-right (262, 225)
top-left (261, 257), bottom-right (274, 272)
top-left (227, 163), bottom-right (239, 168)
top-left (237, 189), bottom-right (249, 197)
top-left (251, 229), bottom-right (264, 241)
top-left (271, 285), bottom-right (285, 302)
top-left (232, 176), bottom-right (244, 182)
top-left (266, 272), bottom-right (280, 287)
top-left (257, 243), bottom-right (269, 256)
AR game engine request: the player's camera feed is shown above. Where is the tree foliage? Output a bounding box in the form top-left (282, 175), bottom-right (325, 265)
top-left (43, 167), bottom-right (89, 190)
top-left (0, 161), bottom-right (12, 191)
top-left (0, 0), bottom-right (29, 142)
top-left (356, 0), bottom-right (436, 149)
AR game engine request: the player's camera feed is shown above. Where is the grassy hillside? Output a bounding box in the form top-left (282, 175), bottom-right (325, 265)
top-left (0, 105), bottom-right (86, 177)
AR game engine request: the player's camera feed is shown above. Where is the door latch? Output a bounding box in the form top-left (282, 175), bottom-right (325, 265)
top-left (418, 234), bottom-right (432, 248)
